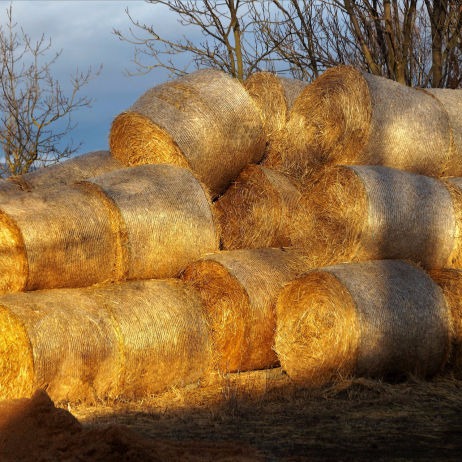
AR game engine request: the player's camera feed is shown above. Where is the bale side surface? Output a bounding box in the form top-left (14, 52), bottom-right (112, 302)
top-left (361, 73), bottom-right (451, 176)
top-left (0, 184), bottom-right (121, 290)
top-left (110, 69), bottom-right (265, 195)
top-left (89, 164), bottom-right (219, 280)
top-left (429, 269), bottom-right (462, 376)
top-left (215, 165), bottom-right (301, 249)
top-left (441, 181), bottom-right (462, 268)
top-left (275, 271), bottom-right (360, 386)
top-left (92, 279), bottom-right (211, 398)
top-left (425, 88), bottom-right (462, 176)
top-left (21, 150), bottom-right (124, 190)
top-left (278, 76), bottom-right (309, 110)
top-left (0, 289), bottom-right (120, 403)
top-left (264, 66), bottom-right (371, 180)
top-left (327, 260), bottom-right (450, 378)
top-left (182, 248), bottom-right (309, 373)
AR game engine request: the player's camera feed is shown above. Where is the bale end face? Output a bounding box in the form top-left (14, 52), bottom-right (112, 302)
top-left (109, 111), bottom-right (189, 169)
top-left (0, 306), bottom-right (34, 400)
top-left (275, 271), bottom-right (360, 387)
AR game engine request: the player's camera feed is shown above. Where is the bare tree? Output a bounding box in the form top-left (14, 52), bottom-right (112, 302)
top-left (113, 0), bottom-right (281, 81)
top-left (0, 4), bottom-right (99, 177)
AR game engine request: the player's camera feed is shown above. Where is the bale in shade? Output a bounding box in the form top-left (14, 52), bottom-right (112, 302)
top-left (0, 278), bottom-right (210, 403)
top-left (265, 66), bottom-right (452, 180)
top-left (425, 89), bottom-right (462, 175)
top-left (429, 269), bottom-right (462, 377)
top-left (110, 69), bottom-right (265, 196)
top-left (181, 248), bottom-right (310, 373)
top-left (88, 164), bottom-right (219, 280)
top-left (275, 260), bottom-right (450, 387)
top-left (291, 165), bottom-right (458, 269)
top-left (214, 164), bottom-right (302, 249)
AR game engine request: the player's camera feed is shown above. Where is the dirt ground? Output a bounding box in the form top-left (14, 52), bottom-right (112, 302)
top-left (1, 368), bottom-right (462, 461)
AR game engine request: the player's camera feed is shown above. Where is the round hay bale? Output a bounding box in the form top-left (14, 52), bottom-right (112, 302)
top-left (181, 248), bottom-right (310, 373)
top-left (266, 66), bottom-right (452, 179)
top-left (429, 269), bottom-right (462, 377)
top-left (214, 165), bottom-right (302, 250)
top-left (278, 76), bottom-right (309, 110)
top-left (425, 89), bottom-right (462, 175)
top-left (275, 260), bottom-right (450, 387)
top-left (0, 288), bottom-right (120, 402)
top-left (291, 165), bottom-right (456, 269)
top-left (110, 69), bottom-right (265, 196)
top-left (0, 182), bottom-right (122, 293)
top-left (0, 278), bottom-right (210, 402)
top-left (88, 164), bottom-right (219, 280)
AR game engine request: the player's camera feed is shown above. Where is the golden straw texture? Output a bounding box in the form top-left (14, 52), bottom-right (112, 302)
top-left (425, 89), bottom-right (462, 175)
top-left (110, 69), bottom-right (265, 196)
top-left (0, 279), bottom-right (210, 403)
top-left (267, 66), bottom-right (452, 179)
top-left (182, 248), bottom-right (309, 373)
top-left (88, 164), bottom-right (219, 280)
top-left (291, 165), bottom-right (456, 269)
top-left (275, 260), bottom-right (450, 386)
top-left (429, 269), bottom-right (462, 377)
top-left (214, 165), bottom-right (302, 249)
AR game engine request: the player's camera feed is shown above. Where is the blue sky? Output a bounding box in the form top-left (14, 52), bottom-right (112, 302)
top-left (1, 0), bottom-right (187, 155)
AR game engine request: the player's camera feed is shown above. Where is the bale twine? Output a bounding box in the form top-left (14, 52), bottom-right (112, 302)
top-left (291, 165), bottom-right (457, 269)
top-left (275, 260), bottom-right (450, 387)
top-left (266, 66), bottom-right (452, 180)
top-left (425, 89), bottom-right (462, 175)
top-left (429, 269), bottom-right (462, 377)
top-left (214, 165), bottom-right (302, 249)
top-left (181, 248), bottom-right (309, 373)
top-left (0, 182), bottom-right (121, 293)
top-left (0, 278), bottom-right (210, 402)
top-left (110, 69), bottom-right (265, 196)
top-left (87, 164), bottom-right (219, 280)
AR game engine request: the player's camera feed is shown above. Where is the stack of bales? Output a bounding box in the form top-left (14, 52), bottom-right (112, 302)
top-left (1, 65), bottom-right (462, 405)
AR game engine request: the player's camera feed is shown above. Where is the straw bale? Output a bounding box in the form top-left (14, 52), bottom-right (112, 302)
top-left (429, 269), bottom-right (462, 377)
top-left (181, 248), bottom-right (310, 373)
top-left (214, 165), bottom-right (302, 249)
top-left (425, 88), bottom-right (462, 175)
top-left (275, 260), bottom-right (450, 386)
top-left (0, 278), bottom-right (210, 402)
top-left (291, 165), bottom-right (456, 269)
top-left (266, 66), bottom-right (452, 179)
top-left (110, 69), bottom-right (265, 196)
top-left (278, 76), bottom-right (309, 110)
top-left (0, 182), bottom-right (121, 293)
top-left (88, 164), bottom-right (218, 280)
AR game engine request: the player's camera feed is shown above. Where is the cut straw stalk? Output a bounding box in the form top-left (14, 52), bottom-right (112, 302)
top-left (214, 165), bottom-right (302, 250)
top-left (110, 69), bottom-right (265, 196)
top-left (182, 248), bottom-right (311, 373)
top-left (0, 278), bottom-right (210, 403)
top-left (0, 164), bottom-right (218, 294)
top-left (265, 66), bottom-right (453, 180)
top-left (275, 260), bottom-right (450, 387)
top-left (291, 165), bottom-right (459, 269)
top-left (429, 269), bottom-right (462, 377)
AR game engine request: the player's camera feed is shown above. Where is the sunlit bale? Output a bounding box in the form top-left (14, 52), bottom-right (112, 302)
top-left (0, 164), bottom-right (218, 293)
top-left (266, 66), bottom-right (453, 180)
top-left (291, 165), bottom-right (459, 269)
top-left (0, 279), bottom-right (210, 402)
top-left (275, 260), bottom-right (450, 387)
top-left (181, 248), bottom-right (310, 373)
top-left (110, 69), bottom-right (265, 196)
top-left (214, 165), bottom-right (302, 249)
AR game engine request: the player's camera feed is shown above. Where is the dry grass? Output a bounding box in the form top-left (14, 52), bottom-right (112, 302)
top-left (181, 248), bottom-right (312, 374)
top-left (110, 69), bottom-right (265, 196)
top-left (214, 164), bottom-right (302, 250)
top-left (276, 261), bottom-right (450, 387)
